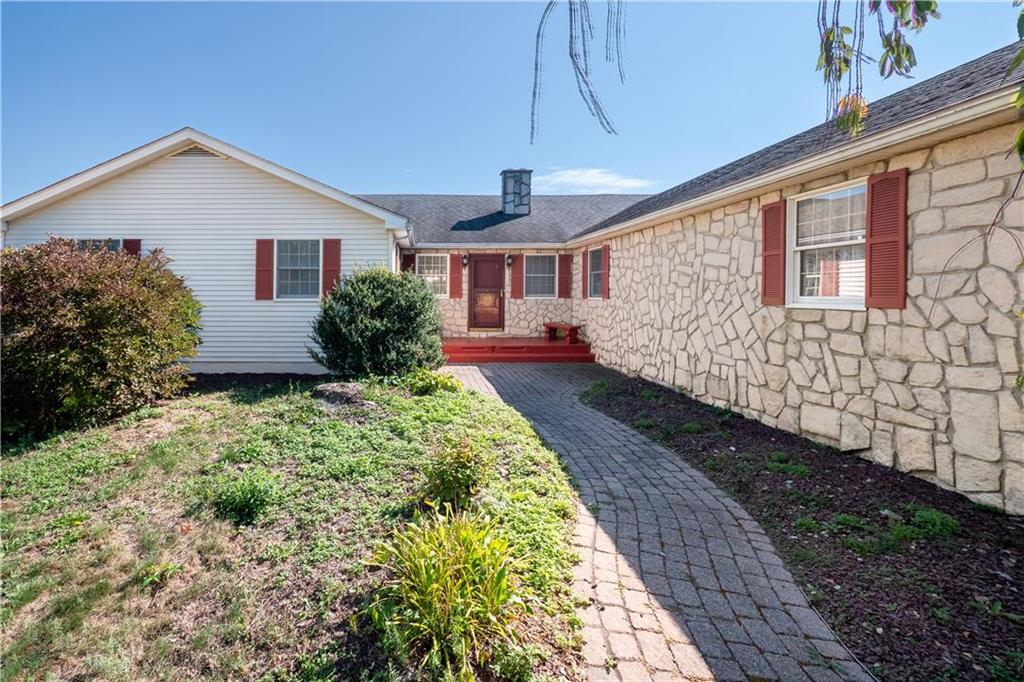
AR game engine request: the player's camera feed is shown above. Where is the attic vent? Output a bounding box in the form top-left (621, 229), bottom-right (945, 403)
top-left (173, 145), bottom-right (217, 158)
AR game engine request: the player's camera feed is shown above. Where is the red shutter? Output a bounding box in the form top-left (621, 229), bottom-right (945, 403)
top-left (255, 239), bottom-right (274, 300)
top-left (449, 253), bottom-right (463, 298)
top-left (510, 254), bottom-right (524, 299)
top-left (400, 253), bottom-right (416, 272)
top-left (866, 168), bottom-right (908, 309)
top-left (581, 249), bottom-right (589, 299)
top-left (322, 239), bottom-right (341, 297)
top-left (601, 245), bottom-right (610, 299)
top-left (557, 253), bottom-right (572, 298)
top-left (123, 238), bottom-right (141, 256)
top-left (760, 200), bottom-right (786, 305)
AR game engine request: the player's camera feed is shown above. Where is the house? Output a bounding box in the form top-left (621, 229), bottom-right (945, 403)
top-left (3, 41), bottom-right (1022, 513)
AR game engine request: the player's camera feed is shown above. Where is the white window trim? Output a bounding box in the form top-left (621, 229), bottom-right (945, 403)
top-left (588, 247), bottom-right (604, 299)
top-left (416, 253), bottom-right (449, 299)
top-left (524, 253), bottom-right (559, 299)
top-left (273, 238), bottom-right (323, 302)
top-left (785, 179), bottom-right (867, 311)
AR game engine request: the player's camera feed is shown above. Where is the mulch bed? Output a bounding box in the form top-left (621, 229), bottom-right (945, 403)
top-left (582, 375), bottom-right (1024, 682)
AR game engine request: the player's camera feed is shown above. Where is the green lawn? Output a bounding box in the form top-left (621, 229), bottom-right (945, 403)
top-left (1, 378), bottom-right (582, 681)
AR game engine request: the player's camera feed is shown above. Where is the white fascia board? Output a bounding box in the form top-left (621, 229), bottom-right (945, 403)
top-left (413, 242), bottom-right (566, 250)
top-left (2, 127), bottom-right (410, 230)
top-left (565, 86), bottom-right (1020, 247)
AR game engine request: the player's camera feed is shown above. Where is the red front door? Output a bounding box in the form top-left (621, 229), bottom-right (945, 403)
top-left (469, 255), bottom-right (504, 329)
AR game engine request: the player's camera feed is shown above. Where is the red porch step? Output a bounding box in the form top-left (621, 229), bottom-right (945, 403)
top-left (443, 337), bottom-right (595, 364)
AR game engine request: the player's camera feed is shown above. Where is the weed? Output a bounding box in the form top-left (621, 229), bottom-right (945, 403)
top-left (832, 514), bottom-right (872, 532)
top-left (795, 517), bottom-right (821, 533)
top-left (680, 421), bottom-right (704, 434)
top-left (579, 380), bottom-right (611, 403)
top-left (210, 467), bottom-right (279, 525)
top-left (137, 562), bottom-right (183, 591)
top-left (907, 503), bottom-right (960, 538)
top-left (423, 439), bottom-right (489, 510)
top-left (403, 368), bottom-right (461, 396)
top-left (766, 455), bottom-right (812, 478)
top-left (987, 650), bottom-right (1024, 682)
top-left (970, 597), bottom-right (1024, 624)
top-left (932, 606), bottom-right (951, 622)
top-left (640, 388), bottom-right (660, 402)
top-left (632, 416), bottom-right (656, 430)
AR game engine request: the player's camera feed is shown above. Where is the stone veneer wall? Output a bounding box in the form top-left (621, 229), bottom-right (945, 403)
top-left (416, 248), bottom-right (574, 338)
top-left (572, 122), bottom-right (1024, 514)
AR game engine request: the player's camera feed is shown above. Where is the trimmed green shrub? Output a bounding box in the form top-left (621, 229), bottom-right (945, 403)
top-left (1, 238), bottom-right (202, 438)
top-left (366, 509), bottom-right (522, 679)
top-left (423, 439), bottom-right (489, 510)
top-left (404, 368), bottom-right (461, 396)
top-left (211, 467), bottom-right (279, 525)
top-left (309, 268), bottom-right (444, 379)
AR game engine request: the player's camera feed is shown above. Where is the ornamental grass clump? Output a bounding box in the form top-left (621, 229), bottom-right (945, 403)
top-left (365, 509), bottom-right (523, 680)
top-left (1, 238), bottom-right (202, 438)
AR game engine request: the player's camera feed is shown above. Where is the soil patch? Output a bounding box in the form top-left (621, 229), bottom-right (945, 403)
top-left (582, 375), bottom-right (1024, 682)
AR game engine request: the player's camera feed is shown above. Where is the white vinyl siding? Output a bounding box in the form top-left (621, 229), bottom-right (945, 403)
top-left (4, 152), bottom-right (392, 371)
top-left (524, 254), bottom-right (556, 298)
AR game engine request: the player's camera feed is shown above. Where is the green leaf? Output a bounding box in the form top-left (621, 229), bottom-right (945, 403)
top-left (1015, 126), bottom-right (1024, 168)
top-left (1008, 48), bottom-right (1024, 76)
top-left (1018, 9), bottom-right (1024, 39)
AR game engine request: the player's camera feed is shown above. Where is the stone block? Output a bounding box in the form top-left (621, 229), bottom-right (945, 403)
top-left (945, 296), bottom-right (988, 325)
top-left (950, 390), bottom-right (1000, 461)
top-left (840, 413), bottom-right (871, 451)
top-left (977, 266), bottom-right (1016, 313)
top-left (895, 427), bottom-right (934, 472)
top-left (931, 159), bottom-right (986, 191)
top-left (955, 456), bottom-right (1002, 492)
top-left (800, 403), bottom-right (841, 440)
top-left (874, 358), bottom-right (908, 382)
top-left (945, 366), bottom-right (1002, 390)
top-left (912, 230), bottom-right (984, 274)
top-left (829, 333), bottom-right (864, 356)
top-left (1006, 464), bottom-right (1024, 515)
top-left (908, 362), bottom-right (943, 387)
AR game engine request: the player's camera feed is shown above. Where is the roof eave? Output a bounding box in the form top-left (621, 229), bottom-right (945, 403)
top-left (1, 127), bottom-right (410, 229)
top-left (566, 85), bottom-right (1021, 247)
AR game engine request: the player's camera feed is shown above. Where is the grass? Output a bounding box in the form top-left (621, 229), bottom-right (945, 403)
top-left (1, 377), bottom-right (581, 680)
top-left (765, 451), bottom-right (812, 478)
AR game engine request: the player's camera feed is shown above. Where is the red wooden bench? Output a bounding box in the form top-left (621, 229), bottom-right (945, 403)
top-left (544, 321), bottom-right (583, 344)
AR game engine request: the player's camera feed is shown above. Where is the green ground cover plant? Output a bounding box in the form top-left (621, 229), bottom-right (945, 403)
top-left (0, 376), bottom-right (580, 680)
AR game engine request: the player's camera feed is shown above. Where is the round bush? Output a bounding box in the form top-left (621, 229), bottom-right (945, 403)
top-left (1, 238), bottom-right (202, 437)
top-left (308, 268), bottom-right (444, 378)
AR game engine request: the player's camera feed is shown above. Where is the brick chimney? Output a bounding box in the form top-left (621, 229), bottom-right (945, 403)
top-left (501, 169), bottom-right (532, 216)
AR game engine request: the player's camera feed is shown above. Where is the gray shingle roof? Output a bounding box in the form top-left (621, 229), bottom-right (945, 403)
top-left (574, 41), bottom-right (1024, 239)
top-left (358, 194), bottom-right (649, 245)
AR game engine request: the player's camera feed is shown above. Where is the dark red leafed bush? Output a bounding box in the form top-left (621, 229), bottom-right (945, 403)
top-left (1, 238), bottom-right (202, 438)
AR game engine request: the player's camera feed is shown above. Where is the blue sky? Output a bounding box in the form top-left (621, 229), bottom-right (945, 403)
top-left (2, 2), bottom-right (1019, 201)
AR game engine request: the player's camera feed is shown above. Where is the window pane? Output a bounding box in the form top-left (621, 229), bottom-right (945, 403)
top-left (798, 244), bottom-right (865, 298)
top-left (525, 255), bottom-right (556, 297)
top-left (795, 185), bottom-right (866, 247)
top-left (277, 240), bottom-right (320, 298)
top-left (77, 239), bottom-right (120, 252)
top-left (416, 255), bottom-right (448, 296)
top-left (588, 250), bottom-right (603, 297)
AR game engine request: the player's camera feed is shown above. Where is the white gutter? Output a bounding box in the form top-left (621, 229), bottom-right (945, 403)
top-left (565, 86), bottom-right (1020, 247)
top-left (413, 242), bottom-right (567, 250)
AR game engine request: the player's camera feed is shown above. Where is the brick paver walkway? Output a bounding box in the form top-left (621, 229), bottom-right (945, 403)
top-left (445, 364), bottom-right (871, 682)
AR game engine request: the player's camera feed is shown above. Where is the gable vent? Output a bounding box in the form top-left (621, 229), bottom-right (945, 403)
top-left (173, 145), bottom-right (218, 158)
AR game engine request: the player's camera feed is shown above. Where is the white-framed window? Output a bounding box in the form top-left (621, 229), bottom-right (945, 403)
top-left (786, 180), bottom-right (866, 309)
top-left (276, 239), bottom-right (321, 299)
top-left (76, 238), bottom-right (121, 252)
top-left (588, 248), bottom-right (603, 298)
top-left (525, 254), bottom-right (557, 298)
top-left (416, 254), bottom-right (449, 297)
